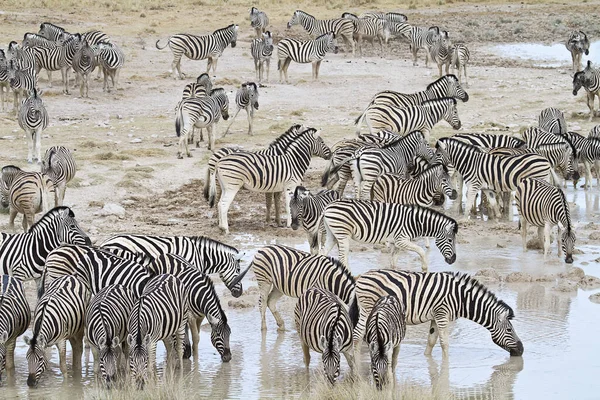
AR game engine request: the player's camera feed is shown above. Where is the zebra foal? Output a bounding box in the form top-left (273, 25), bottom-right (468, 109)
top-left (41, 146), bottom-right (76, 207)
top-left (18, 88), bottom-right (49, 164)
top-left (277, 32), bottom-right (339, 83)
top-left (0, 275), bottom-right (31, 382)
top-left (572, 61), bottom-right (600, 121)
top-left (566, 30), bottom-right (590, 73)
top-left (251, 31), bottom-right (273, 83)
top-left (93, 41), bottom-right (124, 92)
top-left (72, 39), bottom-right (96, 97)
top-left (224, 82), bottom-right (259, 136)
top-left (250, 7), bottom-right (270, 38)
top-left (450, 43), bottom-right (470, 87)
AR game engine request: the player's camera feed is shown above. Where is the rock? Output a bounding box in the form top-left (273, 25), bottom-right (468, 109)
top-left (589, 231), bottom-right (600, 240)
top-left (559, 267), bottom-right (585, 281)
top-left (536, 274), bottom-right (557, 282)
top-left (595, 257), bottom-right (600, 263)
top-left (579, 275), bottom-right (600, 289)
top-left (496, 243), bottom-right (506, 248)
top-left (589, 293), bottom-right (600, 304)
top-left (526, 238), bottom-right (543, 250)
top-left (80, 181), bottom-right (91, 187)
top-left (1, 136), bottom-right (15, 140)
top-left (97, 203), bottom-right (126, 218)
top-left (552, 280), bottom-right (578, 292)
top-left (244, 286), bottom-right (259, 295)
top-left (228, 298), bottom-right (254, 309)
top-left (130, 138), bottom-right (142, 143)
top-left (474, 268), bottom-right (501, 283)
top-left (121, 199), bottom-right (136, 206)
top-left (505, 272), bottom-right (532, 283)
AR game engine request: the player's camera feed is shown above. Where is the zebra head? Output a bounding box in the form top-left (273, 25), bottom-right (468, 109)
top-left (319, 328), bottom-right (342, 384)
top-left (245, 82), bottom-right (259, 110)
top-left (559, 222), bottom-right (575, 264)
top-left (434, 163), bottom-right (458, 200)
top-left (488, 302), bottom-right (524, 356)
top-left (321, 32), bottom-right (339, 55)
top-left (305, 128), bottom-right (332, 160)
top-left (262, 31), bottom-right (274, 52)
top-left (127, 333), bottom-right (151, 390)
top-left (290, 186), bottom-right (309, 230)
top-left (53, 207), bottom-right (92, 246)
top-left (208, 315), bottom-right (232, 362)
top-left (441, 98), bottom-right (462, 130)
top-left (287, 10), bottom-right (302, 29)
top-left (98, 336), bottom-right (122, 388)
top-left (435, 218), bottom-right (458, 265)
top-left (441, 74), bottom-right (469, 102)
top-left (0, 331), bottom-right (7, 380)
top-left (24, 335), bottom-right (48, 387)
top-left (368, 338), bottom-right (391, 390)
top-left (222, 251), bottom-right (245, 298)
top-left (572, 71), bottom-right (587, 96)
top-left (211, 88), bottom-right (230, 121)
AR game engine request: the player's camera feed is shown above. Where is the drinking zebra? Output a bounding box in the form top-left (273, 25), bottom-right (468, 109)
top-left (72, 39), bottom-right (96, 98)
top-left (41, 146), bottom-right (76, 207)
top-left (321, 199), bottom-right (458, 271)
top-left (156, 24), bottom-right (238, 79)
top-left (277, 32), bottom-right (339, 83)
top-left (250, 7), bottom-right (270, 38)
top-left (295, 287), bottom-right (356, 384)
top-left (566, 30), bottom-right (590, 73)
top-left (516, 178), bottom-right (575, 263)
top-left (287, 10), bottom-right (355, 56)
top-left (224, 82), bottom-right (259, 136)
top-left (250, 31), bottom-right (273, 83)
top-left (24, 275), bottom-right (90, 387)
top-left (18, 88), bottom-right (48, 163)
top-left (563, 131), bottom-right (600, 188)
top-left (341, 12), bottom-right (386, 55)
top-left (289, 186), bottom-right (340, 254)
top-left (211, 128), bottom-right (332, 233)
top-left (0, 275), bottom-right (31, 382)
top-left (450, 43), bottom-right (470, 87)
top-left (100, 233), bottom-right (245, 297)
top-left (354, 270), bottom-right (524, 358)
top-left (572, 61), bottom-right (600, 121)
top-left (538, 107), bottom-right (567, 135)
top-left (85, 284), bottom-right (136, 387)
top-left (93, 41), bottom-right (125, 92)
top-left (127, 274), bottom-right (187, 389)
top-left (429, 30), bottom-right (452, 78)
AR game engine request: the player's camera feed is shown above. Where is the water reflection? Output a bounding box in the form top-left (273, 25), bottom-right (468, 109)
top-left (492, 41), bottom-right (600, 67)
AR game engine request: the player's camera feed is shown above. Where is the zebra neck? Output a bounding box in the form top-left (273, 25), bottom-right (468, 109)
top-left (457, 287), bottom-right (495, 329)
top-left (299, 14), bottom-right (316, 34)
top-left (424, 103), bottom-right (447, 125)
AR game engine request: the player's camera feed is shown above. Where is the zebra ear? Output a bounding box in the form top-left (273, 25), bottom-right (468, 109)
top-left (112, 336), bottom-right (121, 348)
top-left (127, 333), bottom-right (134, 348)
top-left (369, 341), bottom-right (378, 354)
top-left (0, 331), bottom-right (8, 344)
top-left (23, 336), bottom-right (31, 346)
top-left (143, 333), bottom-right (151, 347)
top-left (319, 335), bottom-right (328, 350)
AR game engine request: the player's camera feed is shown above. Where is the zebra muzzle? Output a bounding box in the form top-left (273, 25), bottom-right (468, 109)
top-left (445, 254), bottom-right (456, 264)
top-left (449, 190), bottom-right (458, 200)
top-left (27, 374), bottom-right (38, 387)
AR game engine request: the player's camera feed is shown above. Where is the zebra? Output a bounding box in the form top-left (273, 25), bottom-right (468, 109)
top-left (341, 13), bottom-right (386, 55)
top-left (148, 253), bottom-right (232, 362)
top-left (0, 275), bottom-right (31, 382)
top-left (521, 127), bottom-right (579, 181)
top-left (72, 39), bottom-right (96, 97)
top-left (250, 31), bottom-right (273, 83)
top-left (566, 30), bottom-right (590, 73)
top-left (38, 22), bottom-right (71, 42)
top-left (294, 287), bottom-right (356, 384)
top-left (100, 233), bottom-right (245, 297)
top-left (6, 59), bottom-right (36, 114)
top-left (538, 107), bottom-right (567, 135)
top-left (175, 87), bottom-right (229, 156)
top-left (452, 133), bottom-right (526, 149)
top-left (155, 24), bottom-right (238, 79)
top-left (405, 26), bottom-right (442, 67)
top-left (224, 82), bottom-right (259, 136)
top-left (229, 244), bottom-right (358, 333)
top-left (516, 178), bottom-right (575, 263)
top-left (365, 295), bottom-right (406, 390)
top-left (371, 163), bottom-right (458, 206)
top-left (277, 32), bottom-right (339, 83)
top-left (24, 275), bottom-right (89, 387)
top-left (179, 73), bottom-right (212, 146)
top-left (435, 137), bottom-right (551, 218)
top-left (18, 88), bottom-right (48, 163)
top-left (572, 61), bottom-right (600, 121)
top-left (354, 270), bottom-right (524, 358)
top-left (381, 21), bottom-right (412, 44)
top-left (28, 33), bottom-right (81, 94)
top-left (450, 43), bottom-right (470, 87)
top-left (85, 284), bottom-right (136, 387)
top-left (359, 11), bottom-right (408, 23)
top-left (321, 200), bottom-right (458, 271)
top-left (1, 165), bottom-right (54, 232)
top-left (0, 50), bottom-right (9, 112)
top-left (41, 146), bottom-right (76, 207)
top-left (92, 41), bottom-right (124, 92)
top-left (22, 33), bottom-right (58, 49)
top-left (250, 7), bottom-right (270, 38)
top-left (211, 128), bottom-right (332, 233)
top-left (127, 274), bottom-right (187, 389)
top-left (0, 206), bottom-right (91, 283)
top-left (429, 30), bottom-right (452, 78)
top-left (287, 10), bottom-right (355, 56)
top-left (290, 186), bottom-right (340, 254)
top-left (359, 97), bottom-right (462, 141)
top-left (563, 131), bottom-right (600, 188)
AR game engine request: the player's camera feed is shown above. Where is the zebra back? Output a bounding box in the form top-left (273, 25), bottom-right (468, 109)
top-left (452, 133), bottom-right (526, 149)
top-left (277, 32), bottom-right (338, 64)
top-left (41, 146), bottom-right (76, 187)
top-left (288, 9), bottom-right (354, 39)
top-left (538, 107), bottom-right (567, 135)
top-left (22, 33), bottom-right (59, 49)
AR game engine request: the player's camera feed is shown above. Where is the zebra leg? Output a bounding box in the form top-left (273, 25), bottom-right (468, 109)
top-left (71, 330), bottom-right (84, 377)
top-left (257, 280), bottom-right (273, 331)
top-left (90, 344), bottom-right (99, 375)
top-left (223, 108), bottom-right (241, 137)
top-left (265, 193), bottom-right (273, 223)
top-left (587, 92), bottom-right (595, 122)
top-left (172, 54), bottom-right (183, 79)
top-left (321, 221), bottom-right (338, 258)
top-left (437, 321), bottom-right (451, 359)
top-left (543, 223), bottom-right (552, 260)
top-left (266, 287), bottom-right (285, 331)
top-left (47, 70), bottom-right (52, 88)
top-left (26, 130), bottom-right (34, 163)
top-left (247, 107), bottom-right (254, 135)
top-left (463, 64), bottom-right (469, 88)
top-left (584, 161), bottom-right (592, 189)
top-left (208, 124), bottom-right (215, 151)
top-left (314, 61), bottom-right (322, 80)
top-left (189, 315), bottom-right (204, 360)
top-left (6, 337), bottom-right (16, 372)
top-left (337, 236), bottom-right (351, 268)
top-left (274, 192), bottom-right (282, 227)
top-left (284, 188), bottom-right (293, 228)
top-left (57, 339), bottom-right (68, 376)
top-left (393, 237), bottom-right (428, 272)
top-left (175, 324), bottom-right (185, 374)
top-left (301, 342), bottom-right (311, 368)
top-left (266, 58), bottom-right (271, 83)
top-left (8, 208), bottom-right (17, 233)
top-left (23, 213), bottom-right (33, 233)
top-left (391, 344), bottom-right (400, 378)
top-left (520, 218), bottom-right (528, 251)
top-left (464, 185), bottom-right (479, 219)
top-left (557, 224), bottom-right (564, 259)
top-left (283, 58), bottom-right (292, 84)
top-left (35, 128), bottom-right (42, 164)
top-left (343, 350), bottom-right (356, 377)
top-left (424, 321), bottom-right (439, 356)
top-left (217, 187), bottom-right (238, 234)
top-left (211, 57), bottom-right (219, 75)
top-left (254, 59), bottom-right (260, 82)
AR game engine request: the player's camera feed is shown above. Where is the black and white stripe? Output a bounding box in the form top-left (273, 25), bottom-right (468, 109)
top-left (277, 32), bottom-right (339, 83)
top-left (566, 30), bottom-right (590, 73)
top-left (18, 88), bottom-right (48, 163)
top-left (563, 131), bottom-right (600, 188)
top-left (250, 31), bottom-right (273, 83)
top-left (0, 50), bottom-right (9, 112)
top-left (538, 107), bottom-right (567, 135)
top-left (429, 30), bottom-right (452, 78)
top-left (572, 61), bottom-right (600, 122)
top-left (72, 39), bottom-right (96, 97)
top-left (450, 43), bottom-right (470, 87)
top-left (6, 58), bottom-right (36, 114)
top-left (38, 22), bottom-right (70, 42)
top-left (452, 133), bottom-right (526, 149)
top-left (179, 73), bottom-right (212, 146)
top-left (224, 82), bottom-right (259, 136)
top-left (287, 10), bottom-right (355, 55)
top-left (406, 26), bottom-right (442, 67)
top-left (93, 41), bottom-right (124, 92)
top-left (0, 275), bottom-right (31, 381)
top-left (250, 7), bottom-right (270, 38)
top-left (28, 33), bottom-right (81, 94)
top-left (358, 12), bottom-right (408, 23)
top-left (41, 146), bottom-right (77, 207)
top-left (341, 13), bottom-right (386, 55)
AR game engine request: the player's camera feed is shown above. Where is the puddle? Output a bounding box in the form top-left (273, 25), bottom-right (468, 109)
top-left (491, 41), bottom-right (600, 67)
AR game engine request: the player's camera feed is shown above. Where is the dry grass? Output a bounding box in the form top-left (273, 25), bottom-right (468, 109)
top-left (94, 152), bottom-right (133, 161)
top-left (122, 148), bottom-right (168, 158)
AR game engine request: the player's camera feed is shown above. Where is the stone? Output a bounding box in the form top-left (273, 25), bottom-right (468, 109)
top-left (228, 298), bottom-right (254, 309)
top-left (130, 138), bottom-right (142, 143)
top-left (589, 231), bottom-right (600, 240)
top-left (589, 293), bottom-right (600, 304)
top-left (559, 267), bottom-right (585, 281)
top-left (97, 203), bottom-right (126, 218)
top-left (474, 268), bottom-right (501, 283)
top-left (579, 275), bottom-right (600, 289)
top-left (505, 271), bottom-right (533, 283)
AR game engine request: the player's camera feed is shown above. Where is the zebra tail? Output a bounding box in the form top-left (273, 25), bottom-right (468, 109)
top-left (348, 295), bottom-right (359, 330)
top-left (354, 106), bottom-right (368, 134)
top-left (155, 38), bottom-right (170, 50)
top-left (277, 59), bottom-right (281, 71)
top-left (321, 160), bottom-right (335, 187)
top-left (203, 166), bottom-right (212, 201)
top-left (175, 105), bottom-right (183, 138)
top-left (37, 271), bottom-right (47, 299)
top-left (208, 168), bottom-right (217, 208)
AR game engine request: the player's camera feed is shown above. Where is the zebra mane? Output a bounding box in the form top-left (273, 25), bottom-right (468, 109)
top-left (380, 130), bottom-right (423, 149)
top-left (341, 12), bottom-right (358, 19)
top-left (328, 301), bottom-right (343, 351)
top-left (408, 204), bottom-right (458, 233)
top-left (555, 185), bottom-right (572, 232)
top-left (438, 137), bottom-right (483, 153)
top-left (191, 236), bottom-right (239, 256)
top-left (426, 74), bottom-right (459, 90)
top-left (316, 32), bottom-right (336, 41)
top-left (210, 87), bottom-right (225, 96)
top-left (413, 162), bottom-right (446, 178)
top-left (28, 206), bottom-right (75, 232)
top-left (428, 26), bottom-right (440, 33)
top-left (451, 272), bottom-right (515, 319)
top-left (267, 124), bottom-right (304, 149)
top-left (212, 24), bottom-right (236, 35)
top-left (556, 133), bottom-right (579, 159)
top-left (40, 22), bottom-right (64, 31)
top-left (325, 256), bottom-right (356, 285)
top-left (422, 96), bottom-right (457, 107)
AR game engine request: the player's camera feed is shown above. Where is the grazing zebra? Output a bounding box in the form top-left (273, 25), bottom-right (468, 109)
top-left (0, 206), bottom-right (91, 282)
top-left (6, 59), bottom-right (36, 114)
top-left (40, 244), bottom-right (151, 298)
top-left (290, 186), bottom-right (340, 254)
top-left (277, 32), bottom-right (339, 83)
top-left (341, 13), bottom-right (386, 55)
top-left (450, 43), bottom-right (470, 87)
top-left (24, 275), bottom-right (89, 387)
top-left (354, 270), bottom-right (524, 358)
top-left (175, 88), bottom-right (229, 155)
top-left (563, 131), bottom-right (600, 188)
top-left (295, 287), bottom-right (356, 384)
top-left (211, 128), bottom-right (332, 233)
top-left (287, 10), bottom-right (355, 56)
top-left (371, 163), bottom-right (458, 206)
top-left (572, 61), bottom-right (600, 121)
top-left (127, 274), bottom-right (187, 389)
top-left (224, 82), bottom-right (259, 136)
top-left (41, 146), bottom-right (76, 207)
top-left (360, 97), bottom-right (462, 141)
top-left (538, 107), bottom-right (567, 135)
top-left (230, 244), bottom-right (358, 332)
top-left (18, 88), bottom-right (48, 163)
top-left (321, 200), bottom-right (458, 271)
top-left (250, 31), bottom-right (273, 83)
top-left (100, 233), bottom-right (245, 297)
top-left (359, 11), bottom-right (408, 23)
top-left (516, 178), bottom-right (575, 263)
top-left (365, 295), bottom-right (406, 390)
top-left (435, 138), bottom-right (551, 218)
top-left (250, 7), bottom-right (270, 38)
top-left (566, 30), bottom-right (590, 73)
top-left (28, 33), bottom-right (81, 94)
top-left (148, 253), bottom-right (231, 362)
top-left (93, 41), bottom-right (125, 92)
top-left (155, 24), bottom-right (239, 79)
top-left (429, 31), bottom-right (452, 78)
top-left (1, 166), bottom-right (54, 232)
top-left (85, 284), bottom-right (136, 387)
top-left (0, 275), bottom-right (31, 382)
top-left (72, 39), bottom-right (96, 97)
top-left (0, 50), bottom-right (9, 111)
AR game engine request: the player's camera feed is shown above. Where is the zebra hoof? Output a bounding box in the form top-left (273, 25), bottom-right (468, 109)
top-left (177, 154), bottom-right (184, 159)
top-left (187, 153), bottom-right (193, 158)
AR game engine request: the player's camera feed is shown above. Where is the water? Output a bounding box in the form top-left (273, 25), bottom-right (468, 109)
top-left (3, 187), bottom-right (600, 399)
top-left (492, 41), bottom-right (600, 68)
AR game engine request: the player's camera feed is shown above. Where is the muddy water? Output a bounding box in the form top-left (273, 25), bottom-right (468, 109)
top-left (491, 41), bottom-right (600, 68)
top-left (3, 188), bottom-right (600, 399)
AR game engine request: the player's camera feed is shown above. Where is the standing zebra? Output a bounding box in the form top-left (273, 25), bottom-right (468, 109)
top-left (287, 10), bottom-right (355, 56)
top-left (0, 50), bottom-right (9, 112)
top-left (341, 13), bottom-right (386, 56)
top-left (211, 128), bottom-right (332, 233)
top-left (573, 61), bottom-right (600, 121)
top-left (358, 12), bottom-right (408, 23)
top-left (0, 275), bottom-right (31, 382)
top-left (566, 30), bottom-right (590, 73)
top-left (41, 146), bottom-right (76, 207)
top-left (289, 186), bottom-right (340, 254)
top-left (277, 32), bottom-right (338, 83)
top-left (365, 295), bottom-right (406, 390)
top-left (93, 41), bottom-right (124, 92)
top-left (24, 275), bottom-right (89, 387)
top-left (321, 200), bottom-right (458, 271)
top-left (72, 39), bottom-right (96, 97)
top-left (28, 33), bottom-right (81, 94)
top-left (6, 59), bottom-right (36, 114)
top-left (295, 287), bottom-right (356, 384)
top-left (450, 43), bottom-right (470, 87)
top-left (180, 73), bottom-right (212, 146)
top-left (354, 270), bottom-right (524, 358)
top-left (224, 82), bottom-right (259, 136)
top-left (18, 88), bottom-right (48, 164)
top-left (156, 24), bottom-right (238, 79)
top-left (250, 7), bottom-right (270, 38)
top-left (563, 131), bottom-right (600, 188)
top-left (175, 87), bottom-right (229, 155)
top-left (516, 178), bottom-right (575, 263)
top-left (405, 26), bottom-right (441, 67)
top-left (429, 30), bottom-right (452, 78)
top-left (538, 107), bottom-right (567, 135)
top-left (85, 284), bottom-right (136, 387)
top-left (100, 233), bottom-right (245, 297)
top-left (250, 31), bottom-right (273, 83)
top-left (127, 274), bottom-right (187, 389)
